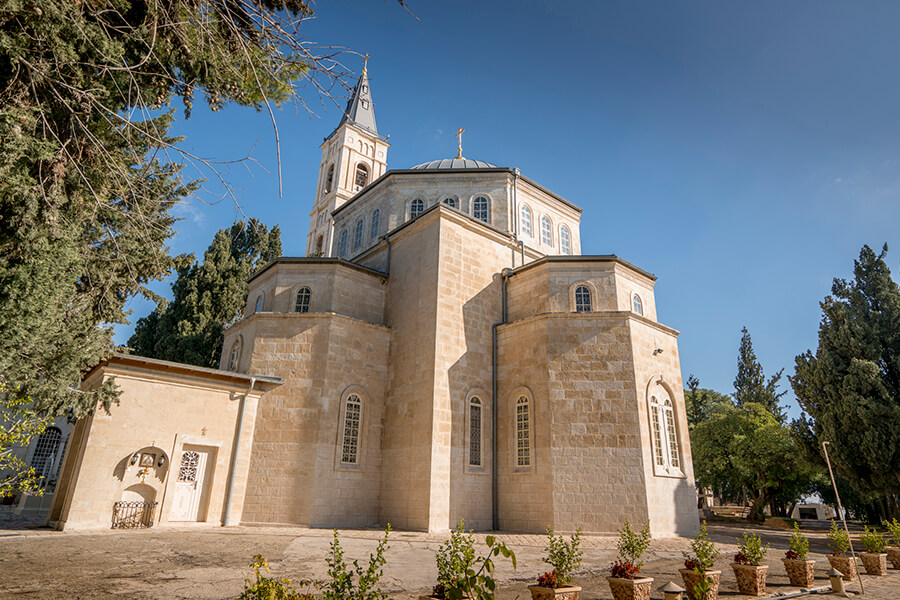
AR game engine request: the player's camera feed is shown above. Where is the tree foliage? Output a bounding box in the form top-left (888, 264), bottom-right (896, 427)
top-left (684, 374), bottom-right (732, 429)
top-left (129, 219), bottom-right (280, 367)
top-left (734, 327), bottom-right (787, 422)
top-left (791, 244), bottom-right (900, 510)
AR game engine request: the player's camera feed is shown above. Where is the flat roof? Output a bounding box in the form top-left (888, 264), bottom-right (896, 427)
top-left (86, 353), bottom-right (283, 390)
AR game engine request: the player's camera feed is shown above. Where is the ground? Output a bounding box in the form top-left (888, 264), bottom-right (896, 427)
top-left (0, 511), bottom-right (897, 599)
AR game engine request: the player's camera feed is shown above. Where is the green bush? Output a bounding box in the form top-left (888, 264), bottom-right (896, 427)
top-left (432, 521), bottom-right (517, 600)
top-left (615, 520), bottom-right (650, 570)
top-left (682, 521), bottom-right (720, 570)
top-left (787, 523), bottom-right (809, 560)
top-left (860, 526), bottom-right (886, 554)
top-left (237, 555), bottom-right (316, 600)
top-left (884, 518), bottom-right (900, 546)
top-left (735, 532), bottom-right (768, 566)
top-left (435, 521), bottom-right (477, 597)
top-left (323, 525), bottom-right (391, 600)
top-left (827, 520), bottom-right (850, 556)
top-left (542, 527), bottom-right (583, 586)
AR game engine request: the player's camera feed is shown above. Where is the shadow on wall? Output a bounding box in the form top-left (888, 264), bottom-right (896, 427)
top-left (671, 477), bottom-right (701, 538)
top-left (112, 446), bottom-right (169, 484)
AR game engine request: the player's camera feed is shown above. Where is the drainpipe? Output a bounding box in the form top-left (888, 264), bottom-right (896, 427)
top-left (491, 268), bottom-right (510, 531)
top-left (224, 376), bottom-right (255, 527)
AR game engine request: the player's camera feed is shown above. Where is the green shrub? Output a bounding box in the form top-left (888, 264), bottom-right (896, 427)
top-left (542, 527), bottom-right (583, 586)
top-left (682, 521), bottom-right (720, 570)
top-left (860, 526), bottom-right (886, 554)
top-left (690, 566), bottom-right (715, 599)
top-left (615, 520), bottom-right (650, 571)
top-left (432, 520), bottom-right (517, 600)
top-left (323, 525), bottom-right (391, 600)
top-left (237, 555), bottom-right (316, 600)
top-left (734, 532), bottom-right (768, 566)
top-left (827, 520), bottom-right (850, 556)
top-left (435, 521), bottom-right (477, 597)
top-left (884, 518), bottom-right (900, 546)
top-left (786, 523), bottom-right (809, 560)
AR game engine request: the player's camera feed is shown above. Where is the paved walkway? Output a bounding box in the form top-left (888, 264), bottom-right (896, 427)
top-left (0, 514), bottom-right (898, 599)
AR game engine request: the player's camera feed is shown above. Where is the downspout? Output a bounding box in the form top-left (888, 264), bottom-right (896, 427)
top-left (491, 268), bottom-right (510, 530)
top-left (224, 376), bottom-right (255, 527)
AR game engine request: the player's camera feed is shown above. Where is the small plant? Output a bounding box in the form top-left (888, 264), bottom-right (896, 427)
top-left (609, 520), bottom-right (650, 579)
top-left (682, 521), bottom-right (720, 571)
top-left (860, 525), bottom-right (886, 554)
top-left (432, 520), bottom-right (516, 600)
top-left (323, 525), bottom-right (391, 600)
top-left (237, 555), bottom-right (317, 600)
top-left (733, 532), bottom-right (768, 566)
top-left (884, 518), bottom-right (900, 546)
top-left (690, 566), bottom-right (715, 599)
top-left (827, 519), bottom-right (850, 556)
top-left (540, 527), bottom-right (582, 587)
top-left (536, 571), bottom-right (558, 588)
top-left (785, 523), bottom-right (809, 560)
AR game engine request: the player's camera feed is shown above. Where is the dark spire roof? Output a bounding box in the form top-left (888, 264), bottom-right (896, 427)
top-left (336, 64), bottom-right (378, 136)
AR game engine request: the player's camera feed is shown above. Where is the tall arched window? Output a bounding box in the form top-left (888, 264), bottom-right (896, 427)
top-left (515, 396), bottom-right (531, 468)
top-left (409, 198), bottom-right (425, 219)
top-left (295, 287), bottom-right (311, 313)
top-left (632, 294), bottom-right (644, 316)
top-left (442, 197), bottom-right (458, 209)
top-left (520, 204), bottom-right (533, 237)
top-left (540, 215), bottom-right (553, 246)
top-left (353, 218), bottom-right (364, 250)
top-left (354, 163), bottom-right (369, 189)
top-left (370, 209), bottom-right (380, 240)
top-left (254, 294), bottom-right (264, 313)
top-left (340, 394), bottom-right (362, 464)
top-left (31, 427), bottom-right (62, 481)
top-left (228, 340), bottom-right (241, 370)
top-left (325, 164), bottom-right (334, 193)
top-left (315, 235), bottom-right (324, 254)
top-left (338, 229), bottom-right (349, 257)
top-left (575, 285), bottom-right (592, 312)
top-left (560, 225), bottom-right (571, 255)
top-left (469, 397), bottom-right (482, 467)
top-left (473, 196), bottom-right (489, 223)
top-left (649, 394), bottom-right (681, 474)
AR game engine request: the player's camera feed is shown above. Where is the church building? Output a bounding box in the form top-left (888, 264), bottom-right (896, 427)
top-left (47, 64), bottom-right (699, 536)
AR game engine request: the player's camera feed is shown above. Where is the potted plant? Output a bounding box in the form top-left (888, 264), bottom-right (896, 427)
top-left (606, 520), bottom-right (652, 600)
top-left (529, 527), bottom-right (582, 600)
top-left (859, 526), bottom-right (888, 576)
top-left (825, 519), bottom-right (857, 581)
top-left (424, 520), bottom-right (516, 600)
top-left (884, 518), bottom-right (900, 569)
top-left (731, 532), bottom-right (769, 596)
top-left (680, 521), bottom-right (721, 600)
top-left (782, 523), bottom-right (815, 588)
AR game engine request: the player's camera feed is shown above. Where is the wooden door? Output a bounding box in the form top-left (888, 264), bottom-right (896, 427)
top-left (169, 447), bottom-right (211, 521)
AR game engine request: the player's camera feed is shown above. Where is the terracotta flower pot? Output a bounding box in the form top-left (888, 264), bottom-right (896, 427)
top-left (885, 546), bottom-right (900, 569)
top-left (605, 577), bottom-right (652, 600)
top-left (527, 585), bottom-right (581, 600)
top-left (782, 558), bottom-right (815, 588)
top-left (826, 554), bottom-right (857, 581)
top-left (731, 564), bottom-right (768, 596)
top-left (678, 568), bottom-right (720, 600)
top-left (860, 552), bottom-right (888, 576)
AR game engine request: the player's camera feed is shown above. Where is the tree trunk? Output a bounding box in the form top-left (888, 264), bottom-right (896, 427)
top-left (748, 491), bottom-right (768, 522)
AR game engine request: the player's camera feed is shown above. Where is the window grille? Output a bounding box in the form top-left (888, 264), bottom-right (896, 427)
top-left (575, 286), bottom-right (592, 312)
top-left (370, 209), bottom-right (380, 240)
top-left (520, 205), bottom-right (532, 237)
top-left (338, 229), bottom-right (349, 256)
top-left (341, 395), bottom-right (362, 464)
top-left (410, 198), bottom-right (424, 219)
top-left (650, 400), bottom-right (665, 467)
top-left (295, 287), bottom-right (311, 313)
top-left (516, 396), bottom-right (530, 468)
top-left (473, 196), bottom-right (489, 223)
top-left (664, 399), bottom-right (680, 468)
top-left (353, 218), bottom-right (364, 250)
top-left (442, 197), bottom-right (458, 209)
top-left (541, 216), bottom-right (552, 246)
top-left (178, 451), bottom-right (200, 482)
top-left (31, 427), bottom-right (62, 481)
top-left (650, 395), bottom-right (681, 473)
top-left (560, 225), bottom-right (571, 255)
top-left (469, 398), bottom-right (482, 467)
top-left (632, 294), bottom-right (644, 316)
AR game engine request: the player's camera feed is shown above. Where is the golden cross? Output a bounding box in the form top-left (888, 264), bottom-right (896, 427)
top-left (456, 127), bottom-right (465, 159)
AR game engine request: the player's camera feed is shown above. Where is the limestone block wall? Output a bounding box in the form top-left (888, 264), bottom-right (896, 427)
top-left (514, 179), bottom-right (582, 256)
top-left (237, 313), bottom-right (389, 527)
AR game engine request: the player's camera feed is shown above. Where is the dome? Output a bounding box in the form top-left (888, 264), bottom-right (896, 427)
top-left (411, 157), bottom-right (498, 170)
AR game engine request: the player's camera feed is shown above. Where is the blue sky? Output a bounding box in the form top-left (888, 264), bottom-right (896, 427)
top-left (119, 1), bottom-right (900, 417)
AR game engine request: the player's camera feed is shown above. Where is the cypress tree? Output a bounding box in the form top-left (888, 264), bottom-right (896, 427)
top-left (734, 327), bottom-right (787, 422)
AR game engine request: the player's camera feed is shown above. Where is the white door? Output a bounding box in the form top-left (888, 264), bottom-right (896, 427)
top-left (169, 447), bottom-right (211, 522)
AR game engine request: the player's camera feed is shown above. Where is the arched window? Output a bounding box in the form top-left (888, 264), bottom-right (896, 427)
top-left (254, 294), bottom-right (264, 313)
top-left (442, 197), bottom-right (458, 209)
top-left (338, 229), bottom-right (349, 257)
top-left (409, 198), bottom-right (425, 219)
top-left (31, 427), bottom-right (62, 480)
top-left (340, 394), bottom-right (362, 464)
top-left (649, 394), bottom-right (681, 474)
top-left (469, 397), bottom-right (482, 467)
top-left (355, 163), bottom-right (369, 189)
top-left (560, 225), bottom-right (571, 255)
top-left (472, 196), bottom-right (489, 223)
top-left (228, 340), bottom-right (241, 370)
top-left (353, 218), bottom-right (364, 250)
top-left (540, 215), bottom-right (553, 246)
top-left (325, 164), bottom-right (334, 193)
top-left (515, 396), bottom-right (531, 468)
top-left (575, 285), bottom-right (591, 312)
top-left (632, 294), bottom-right (644, 316)
top-left (295, 287), bottom-right (311, 313)
top-left (315, 235), bottom-right (324, 254)
top-left (370, 209), bottom-right (380, 240)
top-left (520, 204), bottom-right (532, 237)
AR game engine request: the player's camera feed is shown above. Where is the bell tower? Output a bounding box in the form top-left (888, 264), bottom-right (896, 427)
top-left (307, 57), bottom-right (390, 256)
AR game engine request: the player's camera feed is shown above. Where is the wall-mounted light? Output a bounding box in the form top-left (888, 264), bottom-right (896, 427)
top-left (157, 455), bottom-right (166, 469)
top-left (130, 452), bottom-right (140, 466)
top-left (653, 348), bottom-right (664, 356)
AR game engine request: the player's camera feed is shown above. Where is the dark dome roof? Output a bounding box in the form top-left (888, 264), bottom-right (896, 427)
top-left (411, 158), bottom-right (498, 170)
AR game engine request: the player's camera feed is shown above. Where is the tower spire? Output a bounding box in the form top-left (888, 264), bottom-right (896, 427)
top-left (337, 56), bottom-right (377, 135)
